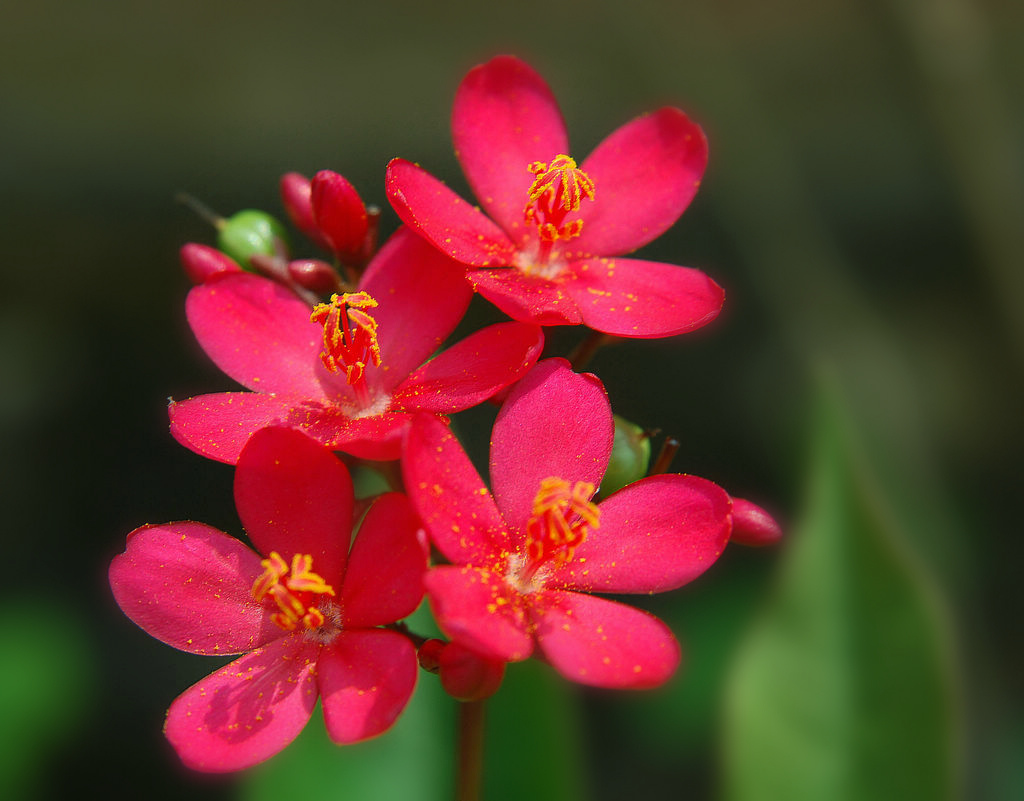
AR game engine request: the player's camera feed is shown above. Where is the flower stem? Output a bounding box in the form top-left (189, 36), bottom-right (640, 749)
top-left (456, 700), bottom-right (486, 801)
top-left (568, 330), bottom-right (615, 371)
top-left (175, 191), bottom-right (224, 228)
top-left (649, 436), bottom-right (680, 476)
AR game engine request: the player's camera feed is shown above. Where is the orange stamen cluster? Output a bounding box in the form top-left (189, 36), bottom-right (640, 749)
top-left (525, 477), bottom-right (601, 568)
top-left (310, 291), bottom-right (382, 385)
top-left (252, 551), bottom-right (336, 632)
top-left (524, 154), bottom-right (595, 243)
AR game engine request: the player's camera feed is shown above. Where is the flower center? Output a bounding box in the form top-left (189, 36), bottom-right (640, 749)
top-left (310, 292), bottom-right (382, 403)
top-left (523, 155), bottom-right (595, 247)
top-left (518, 477), bottom-right (600, 585)
top-left (252, 551), bottom-right (337, 634)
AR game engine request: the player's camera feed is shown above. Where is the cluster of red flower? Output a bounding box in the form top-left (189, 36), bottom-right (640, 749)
top-left (110, 55), bottom-right (779, 772)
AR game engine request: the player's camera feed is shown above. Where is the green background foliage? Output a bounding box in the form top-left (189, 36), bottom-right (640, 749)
top-left (2, 0), bottom-right (1021, 798)
top-left (723, 382), bottom-right (958, 801)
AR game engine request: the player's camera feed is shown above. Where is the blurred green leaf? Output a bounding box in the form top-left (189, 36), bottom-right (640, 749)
top-left (485, 659), bottom-right (586, 801)
top-left (722, 382), bottom-right (958, 801)
top-left (619, 573), bottom-right (767, 758)
top-left (0, 600), bottom-right (94, 799)
top-left (240, 608), bottom-right (585, 801)
top-left (241, 604), bottom-right (454, 801)
top-left (242, 682), bottom-right (453, 801)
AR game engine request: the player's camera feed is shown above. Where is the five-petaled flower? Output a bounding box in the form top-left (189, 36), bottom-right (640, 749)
top-left (109, 426), bottom-right (428, 771)
top-left (402, 359), bottom-right (734, 688)
top-left (169, 226), bottom-right (544, 464)
top-left (386, 55), bottom-right (724, 337)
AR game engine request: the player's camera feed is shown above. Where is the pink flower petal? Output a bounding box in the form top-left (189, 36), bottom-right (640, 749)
top-left (549, 475), bottom-right (732, 593)
top-left (234, 427), bottom-right (354, 586)
top-left (186, 273), bottom-right (326, 399)
top-left (403, 414), bottom-right (510, 566)
top-left (359, 227), bottom-right (473, 393)
top-left (424, 565), bottom-right (533, 663)
top-left (467, 268), bottom-right (583, 326)
top-left (180, 243), bottom-right (242, 284)
top-left (489, 360), bottom-right (612, 533)
top-left (565, 256), bottom-right (724, 338)
top-left (169, 392), bottom-right (397, 465)
top-left (452, 55), bottom-right (569, 244)
top-left (573, 108), bottom-right (708, 256)
top-left (392, 322), bottom-right (543, 413)
top-left (533, 590), bottom-right (680, 689)
top-left (110, 522), bottom-right (275, 655)
top-left (318, 629), bottom-right (418, 744)
top-left (340, 493), bottom-right (428, 628)
top-left (386, 158), bottom-right (517, 268)
top-left (167, 392), bottom-right (298, 465)
top-left (164, 636), bottom-right (320, 772)
top-left (323, 411), bottom-right (412, 461)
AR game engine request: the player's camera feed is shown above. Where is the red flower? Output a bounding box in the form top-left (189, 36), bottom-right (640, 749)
top-left (403, 360), bottom-right (733, 688)
top-left (280, 170), bottom-right (377, 267)
top-left (386, 55), bottom-right (724, 337)
top-left (109, 427), bottom-right (428, 771)
top-left (169, 226), bottom-right (544, 463)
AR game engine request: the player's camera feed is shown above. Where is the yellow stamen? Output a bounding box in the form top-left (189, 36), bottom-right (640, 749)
top-left (251, 550), bottom-right (336, 633)
top-left (286, 553), bottom-right (336, 595)
top-left (524, 155), bottom-right (595, 243)
top-left (252, 552), bottom-right (289, 601)
top-left (524, 477), bottom-right (600, 568)
top-left (310, 292), bottom-right (382, 385)
top-left (303, 607), bottom-right (326, 629)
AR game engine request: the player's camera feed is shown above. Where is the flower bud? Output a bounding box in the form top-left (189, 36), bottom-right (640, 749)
top-left (417, 638), bottom-right (445, 673)
top-left (311, 170), bottom-right (369, 265)
top-left (280, 172), bottom-right (330, 250)
top-left (216, 209), bottom-right (290, 270)
top-left (361, 205), bottom-right (382, 265)
top-left (730, 497), bottom-right (782, 546)
top-left (179, 243), bottom-right (242, 284)
top-left (601, 414), bottom-right (652, 496)
top-left (438, 641), bottom-right (505, 702)
top-left (288, 259), bottom-right (344, 295)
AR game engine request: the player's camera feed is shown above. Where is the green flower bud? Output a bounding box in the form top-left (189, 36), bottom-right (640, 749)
top-left (216, 210), bottom-right (290, 270)
top-left (602, 414), bottom-right (652, 496)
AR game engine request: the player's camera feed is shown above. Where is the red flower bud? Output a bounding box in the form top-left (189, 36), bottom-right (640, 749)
top-left (729, 497), bottom-right (782, 546)
top-left (179, 243), bottom-right (242, 284)
top-left (287, 258), bottom-right (344, 295)
top-left (438, 641), bottom-right (505, 702)
top-left (280, 172), bottom-right (330, 250)
top-left (417, 638), bottom-right (445, 673)
top-left (311, 170), bottom-right (369, 265)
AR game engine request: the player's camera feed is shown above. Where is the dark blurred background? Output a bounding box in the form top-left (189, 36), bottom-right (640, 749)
top-left (2, 1), bottom-right (1021, 799)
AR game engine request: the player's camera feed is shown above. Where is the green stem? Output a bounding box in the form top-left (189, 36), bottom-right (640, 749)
top-left (456, 700), bottom-right (486, 801)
